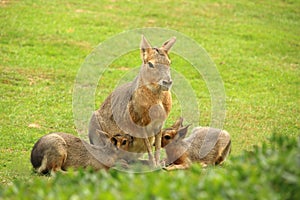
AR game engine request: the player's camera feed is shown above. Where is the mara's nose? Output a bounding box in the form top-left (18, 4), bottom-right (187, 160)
top-left (163, 80), bottom-right (173, 87)
top-left (161, 79), bottom-right (173, 91)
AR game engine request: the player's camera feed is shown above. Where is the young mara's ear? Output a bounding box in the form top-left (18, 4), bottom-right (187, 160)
top-left (140, 35), bottom-right (152, 63)
top-left (161, 37), bottom-right (176, 52)
top-left (96, 130), bottom-right (110, 145)
top-left (125, 134), bottom-right (134, 144)
top-left (171, 117), bottom-right (184, 130)
top-left (177, 124), bottom-right (190, 139)
top-left (96, 129), bottom-right (109, 138)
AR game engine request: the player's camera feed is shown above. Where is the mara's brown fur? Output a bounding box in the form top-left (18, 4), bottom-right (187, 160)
top-left (30, 131), bottom-right (132, 175)
top-left (161, 118), bottom-right (231, 171)
top-left (88, 35), bottom-right (176, 166)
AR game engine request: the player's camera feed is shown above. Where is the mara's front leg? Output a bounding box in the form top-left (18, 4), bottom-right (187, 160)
top-left (143, 138), bottom-right (155, 166)
top-left (154, 130), bottom-right (162, 166)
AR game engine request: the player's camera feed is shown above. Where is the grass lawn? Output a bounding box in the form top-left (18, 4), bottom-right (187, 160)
top-left (0, 0), bottom-right (299, 198)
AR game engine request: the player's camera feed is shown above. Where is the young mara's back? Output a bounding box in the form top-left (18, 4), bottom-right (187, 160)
top-left (186, 127), bottom-right (231, 166)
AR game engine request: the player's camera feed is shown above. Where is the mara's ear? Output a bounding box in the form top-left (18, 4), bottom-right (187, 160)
top-left (125, 134), bottom-right (134, 144)
top-left (171, 117), bottom-right (184, 130)
top-left (96, 130), bottom-right (110, 145)
top-left (161, 37), bottom-right (176, 52)
top-left (96, 129), bottom-right (109, 138)
top-left (177, 124), bottom-right (190, 139)
top-left (140, 35), bottom-right (152, 50)
top-left (140, 35), bottom-right (152, 63)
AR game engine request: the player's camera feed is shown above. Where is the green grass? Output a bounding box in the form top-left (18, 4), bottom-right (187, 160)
top-left (0, 0), bottom-right (299, 198)
top-left (1, 133), bottom-right (299, 199)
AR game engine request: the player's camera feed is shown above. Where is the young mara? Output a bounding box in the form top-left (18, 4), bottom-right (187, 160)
top-left (161, 118), bottom-right (231, 170)
top-left (30, 131), bottom-right (132, 174)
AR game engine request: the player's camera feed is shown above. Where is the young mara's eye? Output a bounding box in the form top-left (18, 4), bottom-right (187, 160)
top-left (111, 138), bottom-right (117, 146)
top-left (148, 62), bottom-right (154, 68)
top-left (164, 135), bottom-right (171, 140)
top-left (122, 140), bottom-right (127, 145)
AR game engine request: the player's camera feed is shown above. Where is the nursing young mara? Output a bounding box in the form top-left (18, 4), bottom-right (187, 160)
top-left (161, 118), bottom-right (231, 170)
top-left (30, 131), bottom-right (132, 174)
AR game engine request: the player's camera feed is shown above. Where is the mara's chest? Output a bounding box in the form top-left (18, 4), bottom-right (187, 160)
top-left (129, 86), bottom-right (172, 126)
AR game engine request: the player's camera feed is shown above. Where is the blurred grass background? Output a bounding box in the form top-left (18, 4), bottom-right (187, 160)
top-left (0, 0), bottom-right (299, 195)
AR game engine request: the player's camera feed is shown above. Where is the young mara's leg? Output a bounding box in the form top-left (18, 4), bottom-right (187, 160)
top-left (163, 162), bottom-right (190, 171)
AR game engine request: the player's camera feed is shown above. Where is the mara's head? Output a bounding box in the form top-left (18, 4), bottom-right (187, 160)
top-left (139, 35), bottom-right (176, 91)
top-left (95, 130), bottom-right (119, 152)
top-left (161, 117), bottom-right (190, 147)
top-left (110, 133), bottom-right (133, 151)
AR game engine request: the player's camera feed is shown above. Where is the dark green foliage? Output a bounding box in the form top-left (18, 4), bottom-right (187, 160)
top-left (1, 134), bottom-right (298, 200)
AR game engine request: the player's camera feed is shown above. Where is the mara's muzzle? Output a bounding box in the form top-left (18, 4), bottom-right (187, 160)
top-left (160, 80), bottom-right (173, 91)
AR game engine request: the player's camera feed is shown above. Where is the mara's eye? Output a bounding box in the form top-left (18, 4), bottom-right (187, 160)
top-left (111, 138), bottom-right (117, 146)
top-left (164, 135), bottom-right (171, 140)
top-left (122, 140), bottom-right (127, 145)
top-left (148, 62), bottom-right (154, 68)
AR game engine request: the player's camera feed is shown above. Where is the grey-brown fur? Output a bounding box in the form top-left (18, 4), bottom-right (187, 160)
top-left (30, 131), bottom-right (131, 175)
top-left (88, 35), bottom-right (176, 166)
top-left (161, 118), bottom-right (231, 170)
